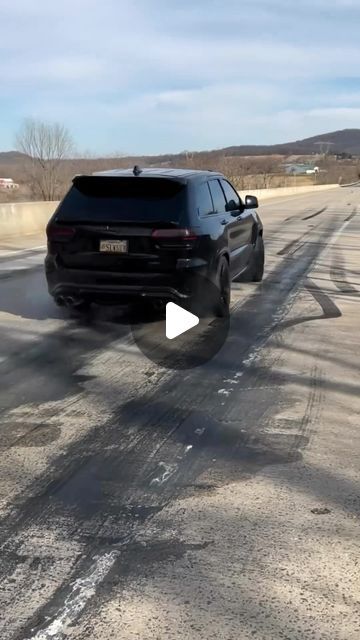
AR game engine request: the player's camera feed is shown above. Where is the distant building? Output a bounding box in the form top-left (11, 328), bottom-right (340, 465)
top-left (0, 178), bottom-right (19, 190)
top-left (283, 163), bottom-right (319, 176)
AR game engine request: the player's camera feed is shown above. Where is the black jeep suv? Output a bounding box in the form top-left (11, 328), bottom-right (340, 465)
top-left (45, 167), bottom-right (264, 316)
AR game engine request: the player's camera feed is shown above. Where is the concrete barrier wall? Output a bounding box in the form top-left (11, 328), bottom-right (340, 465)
top-left (0, 183), bottom-right (340, 239)
top-left (0, 201), bottom-right (58, 238)
top-left (340, 180), bottom-right (360, 188)
top-left (239, 183), bottom-right (339, 201)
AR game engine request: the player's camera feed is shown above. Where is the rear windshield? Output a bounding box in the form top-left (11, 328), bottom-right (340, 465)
top-left (56, 176), bottom-right (187, 223)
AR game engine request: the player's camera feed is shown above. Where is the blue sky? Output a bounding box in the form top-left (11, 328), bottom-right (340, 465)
top-left (1, 0), bottom-right (360, 155)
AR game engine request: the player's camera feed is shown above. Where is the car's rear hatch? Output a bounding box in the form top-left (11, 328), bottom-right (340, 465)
top-left (48, 176), bottom-right (196, 272)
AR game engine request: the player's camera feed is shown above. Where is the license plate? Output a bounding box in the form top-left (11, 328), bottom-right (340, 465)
top-left (99, 240), bottom-right (128, 253)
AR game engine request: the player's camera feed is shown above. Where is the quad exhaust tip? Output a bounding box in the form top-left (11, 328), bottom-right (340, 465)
top-left (55, 295), bottom-right (84, 308)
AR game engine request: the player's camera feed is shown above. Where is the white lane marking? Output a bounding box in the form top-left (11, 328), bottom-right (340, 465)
top-left (320, 218), bottom-right (352, 259)
top-left (184, 444), bottom-right (193, 453)
top-left (0, 245), bottom-right (46, 258)
top-left (26, 547), bottom-right (126, 640)
top-left (218, 388), bottom-right (232, 396)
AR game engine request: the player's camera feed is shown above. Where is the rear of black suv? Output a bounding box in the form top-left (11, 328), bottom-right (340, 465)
top-left (45, 168), bottom-right (263, 314)
top-left (46, 170), bottom-right (208, 308)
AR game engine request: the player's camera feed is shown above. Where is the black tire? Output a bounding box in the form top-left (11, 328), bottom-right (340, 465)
top-left (214, 257), bottom-right (230, 318)
top-left (252, 235), bottom-right (264, 282)
top-left (237, 235), bottom-right (264, 283)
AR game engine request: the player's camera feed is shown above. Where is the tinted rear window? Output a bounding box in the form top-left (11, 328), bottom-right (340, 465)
top-left (208, 180), bottom-right (227, 213)
top-left (195, 182), bottom-right (214, 216)
top-left (56, 177), bottom-right (187, 223)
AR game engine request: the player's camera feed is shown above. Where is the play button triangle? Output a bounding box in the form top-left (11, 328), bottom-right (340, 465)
top-left (166, 302), bottom-right (199, 340)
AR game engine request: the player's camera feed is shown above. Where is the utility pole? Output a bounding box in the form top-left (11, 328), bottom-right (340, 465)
top-left (314, 141), bottom-right (335, 157)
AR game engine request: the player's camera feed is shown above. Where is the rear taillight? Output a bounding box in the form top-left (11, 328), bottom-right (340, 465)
top-left (151, 228), bottom-right (197, 240)
top-left (47, 224), bottom-right (76, 241)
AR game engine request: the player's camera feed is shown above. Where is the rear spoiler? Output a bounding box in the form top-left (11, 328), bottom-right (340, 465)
top-left (72, 174), bottom-right (188, 185)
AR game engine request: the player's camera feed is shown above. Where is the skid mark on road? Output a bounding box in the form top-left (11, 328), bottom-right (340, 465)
top-left (302, 206), bottom-right (327, 221)
top-left (25, 543), bottom-right (128, 640)
top-left (277, 217), bottom-right (325, 256)
top-left (330, 250), bottom-right (360, 297)
top-left (345, 206), bottom-right (357, 222)
top-left (278, 278), bottom-right (342, 331)
top-left (1, 209), bottom-right (356, 640)
top-left (277, 237), bottom-right (300, 256)
top-left (298, 364), bottom-right (323, 444)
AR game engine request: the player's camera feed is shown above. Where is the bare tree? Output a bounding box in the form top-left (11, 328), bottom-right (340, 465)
top-left (253, 157), bottom-right (278, 188)
top-left (15, 118), bottom-right (74, 200)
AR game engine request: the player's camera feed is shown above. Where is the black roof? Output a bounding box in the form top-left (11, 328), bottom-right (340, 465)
top-left (90, 167), bottom-right (223, 182)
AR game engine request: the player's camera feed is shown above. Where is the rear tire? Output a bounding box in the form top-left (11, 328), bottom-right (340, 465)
top-left (214, 257), bottom-right (230, 318)
top-left (237, 235), bottom-right (264, 283)
top-left (252, 235), bottom-right (264, 282)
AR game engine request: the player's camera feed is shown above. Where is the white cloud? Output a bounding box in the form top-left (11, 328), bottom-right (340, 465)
top-left (0, 0), bottom-right (360, 152)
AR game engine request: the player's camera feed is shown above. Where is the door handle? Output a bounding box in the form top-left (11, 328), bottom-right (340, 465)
top-left (221, 219), bottom-right (227, 225)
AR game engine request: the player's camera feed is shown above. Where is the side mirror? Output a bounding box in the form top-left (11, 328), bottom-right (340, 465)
top-left (245, 195), bottom-right (258, 209)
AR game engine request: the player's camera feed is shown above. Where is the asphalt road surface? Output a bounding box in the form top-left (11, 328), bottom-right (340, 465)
top-left (0, 187), bottom-right (359, 640)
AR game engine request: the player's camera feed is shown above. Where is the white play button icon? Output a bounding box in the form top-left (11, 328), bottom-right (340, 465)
top-left (131, 274), bottom-right (229, 369)
top-left (166, 302), bottom-right (199, 340)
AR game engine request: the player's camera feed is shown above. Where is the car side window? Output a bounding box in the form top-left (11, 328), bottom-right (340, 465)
top-left (208, 180), bottom-right (227, 213)
top-left (220, 180), bottom-right (240, 210)
top-left (195, 182), bottom-right (214, 217)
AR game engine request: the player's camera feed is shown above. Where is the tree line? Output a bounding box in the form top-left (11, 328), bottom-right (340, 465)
top-left (6, 118), bottom-right (360, 202)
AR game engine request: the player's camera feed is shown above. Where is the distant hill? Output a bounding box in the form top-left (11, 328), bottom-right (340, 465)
top-left (0, 151), bottom-right (28, 164)
top-left (0, 130), bottom-right (359, 165)
top-left (113, 129), bottom-right (360, 161)
top-left (220, 129), bottom-right (360, 157)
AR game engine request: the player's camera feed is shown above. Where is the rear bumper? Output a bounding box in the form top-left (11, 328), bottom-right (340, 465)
top-left (45, 258), bottom-right (208, 302)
